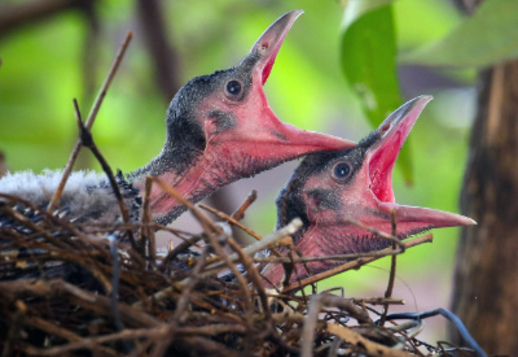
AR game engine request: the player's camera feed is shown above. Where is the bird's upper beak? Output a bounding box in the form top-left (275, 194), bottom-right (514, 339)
top-left (250, 10), bottom-right (302, 86)
top-left (363, 96), bottom-right (476, 231)
top-left (226, 10), bottom-right (355, 159)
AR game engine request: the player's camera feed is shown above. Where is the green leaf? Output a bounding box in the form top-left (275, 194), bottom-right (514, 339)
top-left (400, 0), bottom-right (518, 67)
top-left (340, 1), bottom-right (413, 184)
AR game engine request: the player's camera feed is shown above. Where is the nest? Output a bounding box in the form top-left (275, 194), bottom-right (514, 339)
top-left (0, 184), bottom-right (481, 357)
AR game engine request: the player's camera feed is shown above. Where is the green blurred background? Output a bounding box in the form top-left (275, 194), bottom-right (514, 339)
top-left (0, 0), bottom-right (476, 340)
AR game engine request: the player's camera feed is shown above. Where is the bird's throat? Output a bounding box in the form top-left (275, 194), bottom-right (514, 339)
top-left (132, 151), bottom-right (243, 224)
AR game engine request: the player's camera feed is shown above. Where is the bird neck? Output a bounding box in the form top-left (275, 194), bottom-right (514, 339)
top-left (130, 146), bottom-right (242, 224)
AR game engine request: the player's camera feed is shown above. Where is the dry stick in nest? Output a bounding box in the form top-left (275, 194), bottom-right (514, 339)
top-left (73, 98), bottom-right (135, 336)
top-left (200, 219), bottom-right (303, 278)
top-left (142, 175), bottom-right (157, 268)
top-left (19, 323), bottom-right (249, 357)
top-left (326, 323), bottom-right (414, 357)
top-left (73, 99), bottom-right (137, 250)
top-left (199, 203), bottom-right (262, 244)
top-left (139, 216), bottom-right (303, 307)
top-left (231, 189), bottom-right (257, 221)
top-left (349, 297), bottom-right (404, 306)
top-left (223, 236), bottom-right (273, 327)
top-left (0, 197), bottom-right (117, 292)
top-left (0, 278), bottom-right (161, 327)
top-left (199, 203), bottom-right (284, 259)
top-left (379, 210), bottom-right (399, 326)
top-left (282, 233), bottom-right (434, 293)
top-left (47, 31), bottom-right (132, 213)
top-left (2, 300), bottom-right (23, 357)
top-left (161, 189), bottom-right (260, 268)
top-left (302, 294), bottom-right (414, 357)
top-left (149, 248), bottom-right (212, 357)
top-left (17, 315), bottom-right (118, 357)
top-left (1, 195), bottom-right (128, 262)
top-left (157, 187), bottom-right (259, 270)
top-left (141, 177), bottom-right (257, 355)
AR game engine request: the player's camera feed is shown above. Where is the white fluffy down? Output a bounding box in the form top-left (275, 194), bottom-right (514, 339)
top-left (0, 169), bottom-right (125, 223)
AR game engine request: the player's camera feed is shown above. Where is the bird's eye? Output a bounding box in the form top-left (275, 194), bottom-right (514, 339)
top-left (332, 162), bottom-right (351, 182)
top-left (224, 79), bottom-right (244, 101)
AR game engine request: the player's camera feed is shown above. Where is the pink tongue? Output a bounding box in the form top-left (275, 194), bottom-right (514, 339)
top-left (368, 132), bottom-right (402, 203)
top-left (262, 59), bottom-right (274, 85)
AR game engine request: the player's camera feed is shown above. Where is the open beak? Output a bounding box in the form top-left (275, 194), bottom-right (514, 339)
top-left (233, 10), bottom-right (355, 156)
top-left (366, 96), bottom-right (476, 230)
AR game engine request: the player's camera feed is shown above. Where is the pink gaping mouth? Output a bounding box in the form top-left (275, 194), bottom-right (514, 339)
top-left (364, 96), bottom-right (475, 229)
top-left (367, 96), bottom-right (432, 205)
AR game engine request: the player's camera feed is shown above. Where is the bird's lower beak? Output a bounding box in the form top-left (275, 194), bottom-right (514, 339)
top-left (378, 202), bottom-right (476, 230)
top-left (233, 104), bottom-right (356, 161)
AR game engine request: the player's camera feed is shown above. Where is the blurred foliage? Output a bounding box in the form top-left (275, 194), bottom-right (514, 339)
top-left (401, 0), bottom-right (518, 67)
top-left (0, 0), bottom-right (487, 337)
top-left (339, 1), bottom-right (410, 183)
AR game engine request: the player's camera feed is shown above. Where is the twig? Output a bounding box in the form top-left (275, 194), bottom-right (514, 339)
top-left (301, 294), bottom-right (323, 357)
top-left (349, 297), bottom-right (405, 306)
top-left (231, 189), bottom-right (257, 221)
top-left (0, 279), bottom-right (161, 328)
top-left (319, 294), bottom-right (371, 324)
top-left (72, 99), bottom-right (137, 249)
top-left (150, 177), bottom-right (220, 235)
top-left (146, 179), bottom-right (255, 356)
top-left (1, 301), bottom-right (22, 357)
top-left (141, 175), bottom-right (156, 267)
top-left (159, 190), bottom-right (262, 270)
top-left (19, 315), bottom-right (118, 356)
top-left (282, 233), bottom-right (433, 292)
top-left (253, 249), bottom-right (410, 264)
top-left (326, 323), bottom-right (414, 357)
top-left (379, 210), bottom-right (398, 326)
top-left (158, 234), bottom-right (203, 271)
top-left (140, 218), bottom-right (303, 306)
top-left (302, 294), bottom-right (373, 357)
top-left (199, 204), bottom-right (262, 242)
top-left (150, 248), bottom-right (211, 357)
top-left (199, 203), bottom-right (284, 258)
top-left (19, 326), bottom-right (168, 356)
top-left (47, 31), bottom-right (132, 213)
top-left (139, 177), bottom-right (255, 313)
top-left (108, 233), bottom-right (127, 340)
top-left (0, 193), bottom-right (121, 254)
top-left (202, 218), bottom-right (303, 276)
top-left (225, 237), bottom-right (271, 321)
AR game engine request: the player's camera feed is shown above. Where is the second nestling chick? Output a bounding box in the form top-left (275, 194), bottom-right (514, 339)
top-left (261, 96), bottom-right (476, 286)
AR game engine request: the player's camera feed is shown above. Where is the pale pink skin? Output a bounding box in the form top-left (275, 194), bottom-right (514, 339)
top-left (133, 11), bottom-right (355, 222)
top-left (261, 96), bottom-right (476, 287)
